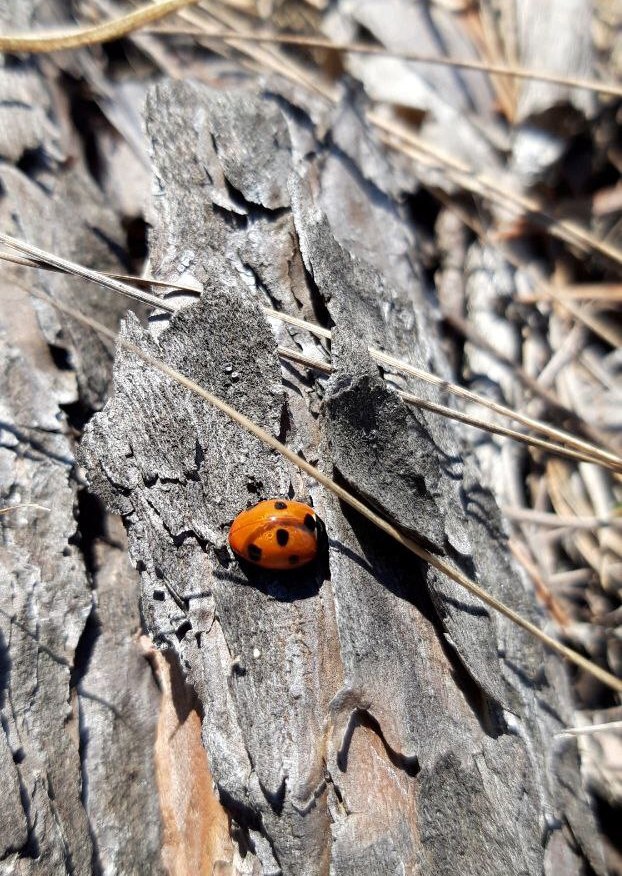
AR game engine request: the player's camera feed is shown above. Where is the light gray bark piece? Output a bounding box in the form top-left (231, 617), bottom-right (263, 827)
top-left (328, 0), bottom-right (502, 174)
top-left (0, 277), bottom-right (93, 876)
top-left (80, 78), bottom-right (605, 876)
top-left (0, 240), bottom-right (164, 876)
top-left (514, 0), bottom-right (596, 122)
top-left (332, 0), bottom-right (495, 116)
top-left (510, 0), bottom-right (596, 182)
top-left (79, 520), bottom-right (163, 876)
top-left (0, 164), bottom-right (129, 411)
top-left (206, 90), bottom-right (292, 210)
top-left (0, 22), bottom-right (164, 872)
top-left (290, 159), bottom-right (506, 705)
top-left (0, 66), bottom-right (63, 164)
top-left (0, 731), bottom-right (28, 857)
top-left (329, 101), bottom-right (410, 200)
top-left (459, 458), bottom-right (606, 875)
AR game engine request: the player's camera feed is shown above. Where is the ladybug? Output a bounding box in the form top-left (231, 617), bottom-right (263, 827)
top-left (228, 499), bottom-right (319, 570)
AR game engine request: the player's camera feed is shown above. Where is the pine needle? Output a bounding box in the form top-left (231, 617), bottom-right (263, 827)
top-left (276, 343), bottom-right (620, 471)
top-left (520, 283), bottom-right (622, 303)
top-left (0, 232), bottom-right (173, 313)
top-left (397, 391), bottom-right (619, 471)
top-left (0, 503), bottom-right (51, 515)
top-left (371, 113), bottom-right (622, 270)
top-left (29, 288), bottom-right (622, 695)
top-left (0, 250), bottom-right (201, 295)
top-left (556, 720), bottom-right (622, 737)
top-left (2, 235), bottom-right (620, 472)
top-left (502, 507), bottom-right (622, 529)
top-left (269, 311), bottom-right (622, 471)
top-left (144, 26), bottom-right (622, 98)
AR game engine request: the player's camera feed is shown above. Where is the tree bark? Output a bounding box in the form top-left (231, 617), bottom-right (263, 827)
top-left (78, 79), bottom-right (605, 875)
top-left (0, 5), bottom-right (163, 869)
top-left (0, 17), bottom-right (606, 876)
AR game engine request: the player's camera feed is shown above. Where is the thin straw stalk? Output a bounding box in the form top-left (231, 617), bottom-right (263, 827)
top-left (30, 289), bottom-right (622, 694)
top-left (0, 0), bottom-right (201, 53)
top-left (2, 236), bottom-right (619, 471)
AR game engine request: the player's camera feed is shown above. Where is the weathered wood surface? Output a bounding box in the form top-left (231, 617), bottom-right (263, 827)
top-left (0, 4), bottom-right (163, 871)
top-left (74, 79), bottom-right (605, 875)
top-left (0, 244), bottom-right (163, 875)
top-left (0, 0), bottom-right (614, 871)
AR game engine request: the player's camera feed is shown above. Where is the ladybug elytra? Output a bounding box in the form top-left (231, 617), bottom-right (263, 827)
top-left (228, 499), bottom-right (319, 570)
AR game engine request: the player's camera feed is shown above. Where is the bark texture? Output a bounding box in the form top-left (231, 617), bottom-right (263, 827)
top-left (75, 79), bottom-right (605, 875)
top-left (0, 5), bottom-right (163, 872)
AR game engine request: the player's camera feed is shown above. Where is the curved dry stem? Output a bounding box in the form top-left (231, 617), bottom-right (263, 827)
top-left (0, 0), bottom-right (200, 53)
top-left (0, 503), bottom-right (50, 515)
top-left (145, 26), bottom-right (622, 98)
top-left (30, 289), bottom-right (622, 695)
top-left (2, 235), bottom-right (619, 472)
top-left (276, 343), bottom-right (619, 470)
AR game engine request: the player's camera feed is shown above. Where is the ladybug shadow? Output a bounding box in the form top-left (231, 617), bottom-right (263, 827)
top-left (328, 531), bottom-right (487, 625)
top-left (213, 520), bottom-right (329, 603)
top-left (236, 560), bottom-right (324, 601)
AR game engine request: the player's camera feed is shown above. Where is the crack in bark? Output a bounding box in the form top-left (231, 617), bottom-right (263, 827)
top-left (336, 706), bottom-right (421, 779)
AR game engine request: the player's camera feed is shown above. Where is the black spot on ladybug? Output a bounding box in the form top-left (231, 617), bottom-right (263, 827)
top-left (303, 514), bottom-right (316, 532)
top-left (289, 554), bottom-right (300, 565)
top-left (276, 528), bottom-right (289, 547)
top-left (274, 501), bottom-right (287, 510)
top-left (247, 544), bottom-right (262, 562)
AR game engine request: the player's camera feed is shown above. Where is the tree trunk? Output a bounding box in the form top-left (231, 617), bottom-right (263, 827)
top-left (0, 10), bottom-right (607, 876)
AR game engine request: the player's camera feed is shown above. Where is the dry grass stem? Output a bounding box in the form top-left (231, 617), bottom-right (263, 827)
top-left (508, 539), bottom-right (573, 627)
top-left (557, 721), bottom-right (622, 737)
top-left (0, 503), bottom-right (51, 515)
top-left (0, 0), bottom-right (201, 53)
top-left (167, 5), bottom-right (622, 271)
top-left (30, 288), bottom-right (622, 695)
top-left (557, 299), bottom-right (622, 350)
top-left (397, 391), bottom-right (620, 471)
top-left (277, 343), bottom-right (618, 469)
top-left (444, 311), bottom-right (619, 457)
top-left (17, 0), bottom-right (614, 273)
top-left (141, 26), bottom-right (622, 98)
top-left (503, 508), bottom-right (622, 529)
top-left (178, 2), bottom-right (337, 101)
top-left (3, 235), bottom-right (619, 472)
top-left (0, 231), bottom-right (175, 313)
top-left (521, 284), bottom-right (622, 303)
top-left (371, 113), bottom-right (622, 269)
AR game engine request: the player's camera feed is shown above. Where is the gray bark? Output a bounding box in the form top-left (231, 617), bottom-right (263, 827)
top-left (0, 9), bottom-right (163, 871)
top-left (75, 79), bottom-right (605, 875)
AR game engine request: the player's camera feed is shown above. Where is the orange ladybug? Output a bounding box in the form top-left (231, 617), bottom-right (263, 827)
top-left (228, 499), bottom-right (319, 570)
